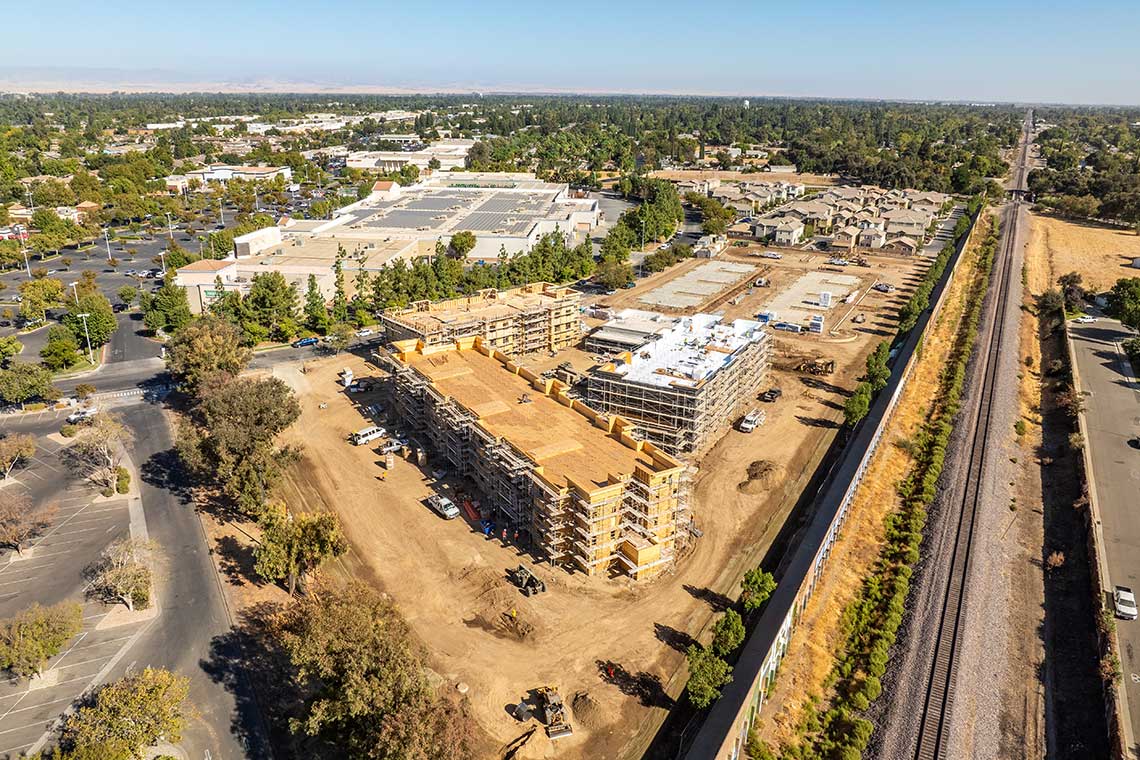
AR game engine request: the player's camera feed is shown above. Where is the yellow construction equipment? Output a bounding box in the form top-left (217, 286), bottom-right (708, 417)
top-left (535, 686), bottom-right (574, 739)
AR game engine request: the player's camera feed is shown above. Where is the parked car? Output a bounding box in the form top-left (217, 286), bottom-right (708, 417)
top-left (761, 251), bottom-right (782, 260)
top-left (761, 388), bottom-right (783, 403)
top-left (292, 336), bottom-right (319, 348)
top-left (426, 495), bottom-right (460, 520)
top-left (112, 303), bottom-right (128, 313)
top-left (66, 408), bottom-right (99, 425)
top-left (1115, 585), bottom-right (1138, 620)
top-left (1074, 316), bottom-right (1097, 324)
top-left (356, 328), bottom-right (374, 338)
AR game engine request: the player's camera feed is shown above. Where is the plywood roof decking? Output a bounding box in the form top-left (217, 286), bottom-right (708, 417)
top-left (390, 288), bottom-right (574, 334)
top-left (405, 348), bottom-right (661, 489)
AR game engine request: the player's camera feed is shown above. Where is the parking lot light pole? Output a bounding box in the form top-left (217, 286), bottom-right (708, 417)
top-left (165, 212), bottom-right (174, 241)
top-left (69, 281), bottom-right (80, 305)
top-left (77, 312), bottom-right (94, 364)
top-left (158, 251), bottom-right (167, 276)
top-left (103, 227), bottom-right (113, 262)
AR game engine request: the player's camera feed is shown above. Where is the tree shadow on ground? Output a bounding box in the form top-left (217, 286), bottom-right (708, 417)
top-left (798, 376), bottom-right (852, 397)
top-left (795, 415), bottom-right (841, 429)
top-left (654, 623), bottom-right (696, 654)
top-left (682, 584), bottom-right (732, 613)
top-left (139, 448), bottom-right (195, 505)
top-left (595, 659), bottom-right (673, 709)
top-left (215, 534), bottom-right (263, 588)
top-left (200, 601), bottom-right (298, 757)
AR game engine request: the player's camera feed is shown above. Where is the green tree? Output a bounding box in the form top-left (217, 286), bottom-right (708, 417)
top-left (279, 580), bottom-right (473, 759)
top-left (61, 667), bottom-right (190, 760)
top-left (741, 567), bottom-right (777, 612)
top-left (843, 382), bottom-right (873, 427)
top-left (246, 271), bottom-right (300, 341)
top-left (0, 602), bottom-right (83, 679)
top-left (596, 258), bottom-right (633, 290)
top-left (1106, 277), bottom-right (1140, 331)
top-left (685, 644), bottom-right (733, 709)
top-left (63, 293), bottom-right (117, 348)
top-left (254, 504), bottom-right (347, 595)
top-left (177, 376), bottom-right (300, 516)
top-left (116, 285), bottom-right (138, 307)
top-left (448, 230), bottom-right (477, 258)
top-left (332, 259), bottom-right (349, 324)
top-left (0, 362), bottom-right (57, 407)
top-left (165, 315), bottom-right (252, 392)
top-left (304, 274), bottom-right (330, 334)
top-left (41, 325), bottom-right (81, 370)
top-left (0, 335), bottom-right (23, 367)
top-left (18, 278), bottom-right (65, 322)
top-left (711, 609), bottom-right (745, 657)
top-left (143, 278), bottom-right (193, 335)
top-left (865, 341), bottom-right (891, 392)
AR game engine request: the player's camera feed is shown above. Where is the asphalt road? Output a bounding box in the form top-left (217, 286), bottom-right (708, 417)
top-left (117, 402), bottom-right (265, 760)
top-left (1069, 317), bottom-right (1140, 756)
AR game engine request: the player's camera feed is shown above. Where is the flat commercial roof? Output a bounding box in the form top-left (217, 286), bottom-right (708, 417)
top-left (332, 181), bottom-right (588, 238)
top-left (405, 348), bottom-right (664, 489)
top-left (607, 314), bottom-right (767, 389)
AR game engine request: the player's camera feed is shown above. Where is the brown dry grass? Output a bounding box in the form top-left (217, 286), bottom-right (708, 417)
top-left (1029, 213), bottom-right (1140, 292)
top-left (755, 214), bottom-right (991, 746)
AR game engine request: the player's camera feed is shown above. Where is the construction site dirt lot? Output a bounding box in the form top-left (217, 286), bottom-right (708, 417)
top-left (270, 255), bottom-right (928, 759)
top-left (1026, 212), bottom-right (1140, 291)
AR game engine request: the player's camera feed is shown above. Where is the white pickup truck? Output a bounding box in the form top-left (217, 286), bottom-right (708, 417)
top-left (737, 409), bottom-right (765, 433)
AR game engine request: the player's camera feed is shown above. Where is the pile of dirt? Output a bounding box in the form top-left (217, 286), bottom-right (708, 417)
top-left (571, 690), bottom-right (605, 731)
top-left (738, 459), bottom-right (779, 494)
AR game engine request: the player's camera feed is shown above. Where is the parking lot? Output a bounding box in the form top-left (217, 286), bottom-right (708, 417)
top-left (0, 417), bottom-right (148, 758)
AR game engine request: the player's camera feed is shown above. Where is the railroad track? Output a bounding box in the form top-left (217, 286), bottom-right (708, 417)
top-left (911, 112), bottom-right (1032, 760)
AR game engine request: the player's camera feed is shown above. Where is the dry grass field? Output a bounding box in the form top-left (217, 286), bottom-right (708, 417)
top-left (1026, 213), bottom-right (1140, 292)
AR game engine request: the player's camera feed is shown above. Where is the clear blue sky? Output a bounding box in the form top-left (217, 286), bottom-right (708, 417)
top-left (4, 0), bottom-right (1138, 104)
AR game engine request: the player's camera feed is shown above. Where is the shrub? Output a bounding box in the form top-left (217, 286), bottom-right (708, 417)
top-left (100, 487), bottom-right (114, 498)
top-left (1014, 419), bottom-right (1027, 436)
top-left (60, 423), bottom-right (79, 438)
top-left (74, 383), bottom-right (96, 400)
top-left (115, 466), bottom-right (130, 494)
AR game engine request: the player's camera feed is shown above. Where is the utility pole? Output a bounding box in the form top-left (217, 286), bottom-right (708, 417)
top-left (77, 312), bottom-right (94, 364)
top-left (69, 281), bottom-right (80, 305)
top-left (15, 226), bottom-right (31, 279)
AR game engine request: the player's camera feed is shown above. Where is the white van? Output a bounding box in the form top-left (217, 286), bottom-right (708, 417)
top-left (349, 426), bottom-right (386, 445)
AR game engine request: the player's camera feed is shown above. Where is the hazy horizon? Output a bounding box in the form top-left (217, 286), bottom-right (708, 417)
top-left (3, 0), bottom-right (1139, 106)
